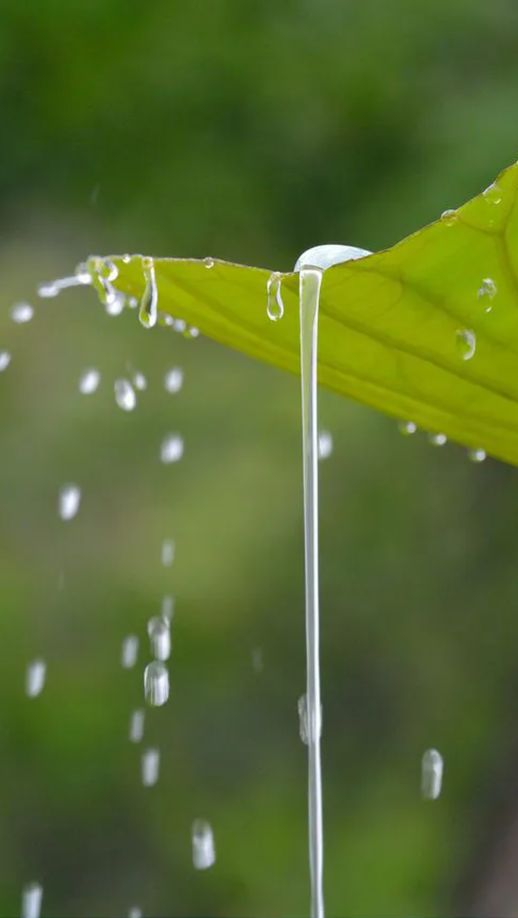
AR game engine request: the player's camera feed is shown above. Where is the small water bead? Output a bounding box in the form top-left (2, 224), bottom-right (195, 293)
top-left (121, 254), bottom-right (132, 264)
top-left (11, 302), bottom-right (34, 324)
top-left (78, 368), bottom-right (101, 395)
top-left (141, 748), bottom-right (160, 787)
top-left (21, 883), bottom-right (43, 918)
top-left (25, 660), bottom-right (46, 698)
top-left (139, 257), bottom-right (158, 329)
top-left (129, 709), bottom-right (145, 743)
top-left (297, 694), bottom-right (322, 745)
top-left (456, 328), bottom-right (476, 361)
top-left (160, 433), bottom-right (184, 464)
top-left (161, 538), bottom-right (175, 567)
top-left (114, 378), bottom-right (137, 412)
top-left (121, 635), bottom-right (139, 669)
top-left (477, 277), bottom-right (497, 312)
top-left (428, 432), bottom-right (447, 447)
top-left (421, 748), bottom-right (443, 800)
top-left (203, 256), bottom-right (215, 269)
top-left (147, 616), bottom-right (171, 662)
top-left (317, 430), bottom-right (333, 460)
top-left (105, 291), bottom-right (125, 316)
top-left (184, 325), bottom-right (200, 339)
top-left (266, 272), bottom-right (285, 321)
top-left (161, 595), bottom-right (174, 622)
top-left (440, 209), bottom-right (458, 227)
top-left (0, 350), bottom-right (11, 372)
top-left (483, 182), bottom-right (502, 205)
top-left (144, 660), bottom-right (169, 706)
top-left (398, 420), bottom-right (417, 436)
top-left (164, 367), bottom-right (184, 394)
top-left (192, 820), bottom-right (216, 870)
top-left (468, 447), bottom-right (486, 463)
top-left (58, 484), bottom-right (82, 521)
top-left (133, 371), bottom-right (147, 392)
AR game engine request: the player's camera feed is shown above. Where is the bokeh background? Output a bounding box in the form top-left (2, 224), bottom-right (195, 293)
top-left (1, 1), bottom-right (518, 915)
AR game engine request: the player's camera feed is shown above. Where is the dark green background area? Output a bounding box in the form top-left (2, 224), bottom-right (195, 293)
top-left (1, 2), bottom-right (518, 915)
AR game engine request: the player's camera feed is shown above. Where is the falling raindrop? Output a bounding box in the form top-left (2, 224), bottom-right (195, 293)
top-left (25, 660), bottom-right (46, 698)
top-left (161, 595), bottom-right (175, 622)
top-left (477, 277), bottom-right (497, 312)
top-left (251, 646), bottom-right (263, 673)
top-left (428, 433), bottom-right (447, 447)
top-left (114, 379), bottom-right (137, 412)
top-left (0, 350), bottom-right (11, 372)
top-left (456, 328), bottom-right (476, 361)
top-left (160, 433), bottom-right (184, 464)
top-left (192, 819), bottom-right (216, 870)
top-left (105, 292), bottom-right (125, 316)
top-left (161, 538), bottom-right (175, 567)
top-left (121, 635), bottom-right (139, 669)
top-left (141, 748), bottom-right (160, 787)
top-left (78, 368), bottom-right (101, 395)
top-left (58, 484), bottom-right (82, 521)
top-left (398, 420), bottom-right (417, 436)
top-left (11, 302), bottom-right (34, 324)
top-left (468, 447), bottom-right (486, 463)
top-left (440, 209), bottom-right (458, 226)
top-left (21, 883), bottom-right (43, 918)
top-left (164, 367), bottom-right (184, 394)
top-left (144, 661), bottom-right (169, 706)
top-left (133, 371), bottom-right (147, 391)
top-left (317, 431), bottom-right (333, 460)
top-left (129, 709), bottom-right (145, 744)
top-left (139, 257), bottom-right (158, 329)
top-left (147, 616), bottom-right (171, 662)
top-left (266, 272), bottom-right (285, 322)
top-left (421, 748), bottom-right (443, 800)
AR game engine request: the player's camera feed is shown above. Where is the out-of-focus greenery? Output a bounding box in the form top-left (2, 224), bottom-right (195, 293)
top-left (1, 2), bottom-right (518, 916)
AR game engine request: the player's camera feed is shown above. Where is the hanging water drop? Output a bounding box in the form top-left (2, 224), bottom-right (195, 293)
top-left (25, 660), bottom-right (46, 698)
top-left (11, 302), bottom-right (34, 324)
top-left (317, 431), bottom-right (333, 460)
top-left (21, 883), bottom-right (43, 918)
top-left (147, 616), bottom-right (171, 662)
top-left (161, 538), bottom-right (175, 567)
top-left (294, 244), bottom-right (371, 272)
top-left (129, 709), bottom-right (145, 743)
top-left (203, 256), bottom-right (215, 269)
top-left (192, 819), bottom-right (216, 870)
top-left (144, 661), bottom-right (169, 706)
top-left (440, 209), bottom-right (458, 226)
top-left (456, 328), bottom-right (476, 361)
top-left (58, 484), bottom-right (81, 521)
top-left (139, 257), bottom-right (158, 329)
top-left (421, 748), bottom-right (443, 800)
top-left (121, 635), bottom-right (139, 669)
top-left (122, 254), bottom-right (131, 264)
top-left (105, 291), bottom-right (125, 316)
top-left (477, 277), bottom-right (497, 312)
top-left (398, 420), bottom-right (417, 436)
top-left (114, 379), bottom-right (137, 412)
top-left (428, 433), bottom-right (447, 447)
top-left (468, 447), bottom-right (486, 463)
top-left (266, 272), bottom-right (285, 321)
top-left (78, 368), bottom-right (100, 395)
top-left (0, 350), bottom-right (11, 372)
top-left (160, 433), bottom-right (184, 464)
top-left (141, 748), bottom-right (160, 787)
top-left (483, 182), bottom-right (502, 205)
top-left (164, 367), bottom-right (184, 394)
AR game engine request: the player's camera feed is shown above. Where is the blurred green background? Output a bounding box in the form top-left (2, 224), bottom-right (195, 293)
top-left (1, 1), bottom-right (518, 915)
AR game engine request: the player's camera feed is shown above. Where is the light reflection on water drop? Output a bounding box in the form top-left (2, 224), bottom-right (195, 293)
top-left (164, 367), bottom-right (184, 394)
top-left (421, 748), bottom-right (443, 800)
top-left (266, 272), bottom-right (285, 322)
top-left (398, 420), bottom-right (417, 436)
top-left (121, 635), bottom-right (139, 669)
top-left (78, 368), bottom-right (100, 395)
top-left (440, 209), bottom-right (458, 226)
top-left (58, 484), bottom-right (81, 521)
top-left (468, 447), bottom-right (486, 463)
top-left (141, 748), bottom-right (160, 787)
top-left (192, 819), bottom-right (216, 870)
top-left (203, 256), bottom-right (215, 269)
top-left (11, 302), bottom-right (34, 324)
top-left (144, 661), bottom-right (169, 706)
top-left (428, 433), bottom-right (447, 447)
top-left (147, 616), bottom-right (171, 662)
top-left (21, 882), bottom-right (43, 918)
top-left (25, 660), bottom-right (46, 698)
top-left (0, 350), bottom-right (11, 372)
top-left (114, 379), bottom-right (137, 412)
top-left (483, 182), bottom-right (502, 205)
top-left (160, 433), bottom-right (184, 464)
top-left (129, 709), bottom-right (145, 744)
top-left (456, 328), bottom-right (476, 361)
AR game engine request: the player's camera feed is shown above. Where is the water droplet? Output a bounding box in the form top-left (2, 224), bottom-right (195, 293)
top-left (114, 379), bottom-right (137, 412)
top-left (21, 883), bottom-right (43, 918)
top-left (122, 254), bottom-right (131, 264)
top-left (298, 694), bottom-right (309, 745)
top-left (105, 291), bottom-right (125, 316)
top-left (266, 272), bottom-right (285, 322)
top-left (25, 660), bottom-right (46, 698)
top-left (421, 748), bottom-right (443, 800)
top-left (468, 447), bottom-right (486, 463)
top-left (440, 209), bottom-right (458, 226)
top-left (184, 325), bottom-right (200, 339)
top-left (456, 328), bottom-right (476, 361)
top-left (11, 302), bottom-right (34, 324)
top-left (58, 484), bottom-right (81, 521)
top-left (483, 182), bottom-right (502, 205)
top-left (203, 257), bottom-right (215, 269)
top-left (147, 616), bottom-right (171, 662)
top-left (141, 748), bottom-right (160, 787)
top-left (133, 371), bottom-right (147, 392)
top-left (139, 257), bottom-right (158, 329)
top-left (161, 595), bottom-right (175, 622)
top-left (144, 661), bottom-right (169, 706)
top-left (428, 433), bottom-right (447, 447)
top-left (477, 277), bottom-right (497, 312)
top-left (161, 538), bottom-right (175, 567)
top-left (192, 820), bottom-right (216, 870)
top-left (0, 350), bottom-right (11, 372)
top-left (121, 636), bottom-right (139, 669)
top-left (98, 258), bottom-right (118, 282)
top-left (398, 420), bottom-right (417, 436)
top-left (251, 646), bottom-right (263, 673)
top-left (129, 709), bottom-right (145, 743)
top-left (294, 244), bottom-right (371, 271)
top-left (128, 908), bottom-right (143, 918)
top-left (160, 433), bottom-right (184, 464)
top-left (173, 318), bottom-right (186, 333)
top-left (317, 430), bottom-right (333, 460)
top-left (78, 368), bottom-right (100, 395)
top-left (164, 367), bottom-right (184, 394)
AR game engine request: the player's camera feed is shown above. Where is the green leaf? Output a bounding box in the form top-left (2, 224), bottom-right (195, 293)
top-left (89, 160), bottom-right (518, 466)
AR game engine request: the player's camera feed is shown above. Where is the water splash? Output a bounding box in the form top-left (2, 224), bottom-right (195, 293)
top-left (38, 262), bottom-right (91, 298)
top-left (398, 420), bottom-right (417, 436)
top-left (58, 484), bottom-right (82, 521)
top-left (192, 819), bottom-right (216, 870)
top-left (121, 635), bottom-right (139, 669)
top-left (421, 748), bottom-right (443, 800)
top-left (21, 883), bottom-right (43, 918)
top-left (139, 257), bottom-right (158, 329)
top-left (144, 661), bottom-right (169, 706)
top-left (25, 660), bottom-right (46, 698)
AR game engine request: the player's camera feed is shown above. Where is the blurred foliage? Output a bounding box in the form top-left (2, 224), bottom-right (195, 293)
top-left (1, 1), bottom-right (518, 916)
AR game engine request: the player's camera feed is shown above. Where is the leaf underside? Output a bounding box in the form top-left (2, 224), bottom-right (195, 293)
top-left (95, 161), bottom-right (518, 466)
